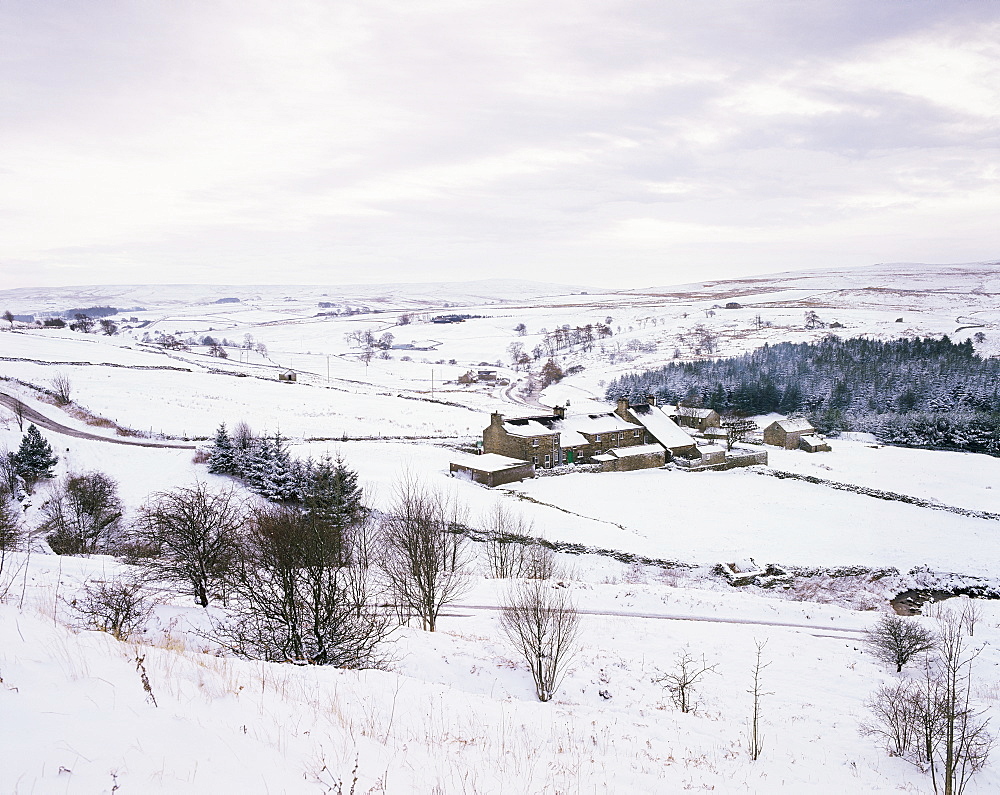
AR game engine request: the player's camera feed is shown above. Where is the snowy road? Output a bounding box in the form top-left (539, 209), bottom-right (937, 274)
top-left (0, 388), bottom-right (195, 449)
top-left (445, 602), bottom-right (868, 638)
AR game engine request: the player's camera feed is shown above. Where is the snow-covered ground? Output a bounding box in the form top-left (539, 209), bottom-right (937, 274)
top-left (3, 263), bottom-right (1000, 793)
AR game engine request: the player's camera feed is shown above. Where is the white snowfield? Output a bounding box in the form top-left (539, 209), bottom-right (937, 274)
top-left (3, 263), bottom-right (1000, 793)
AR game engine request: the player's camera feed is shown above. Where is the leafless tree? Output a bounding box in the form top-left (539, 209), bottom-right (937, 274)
top-left (482, 502), bottom-right (532, 578)
top-left (0, 450), bottom-right (20, 500)
top-left (861, 679), bottom-right (923, 758)
top-left (862, 610), bottom-right (993, 794)
top-left (959, 598), bottom-right (982, 637)
top-left (50, 373), bottom-right (72, 405)
top-left (931, 610), bottom-right (993, 795)
top-left (500, 578), bottom-right (581, 702)
top-left (523, 542), bottom-right (561, 580)
top-left (134, 483), bottom-right (246, 607)
top-left (722, 417), bottom-right (758, 451)
top-left (41, 471), bottom-right (125, 555)
top-left (2, 310), bottom-right (13, 329)
top-left (11, 398), bottom-right (27, 432)
top-left (216, 504), bottom-right (392, 667)
top-left (68, 575), bottom-right (157, 641)
top-left (746, 640), bottom-right (771, 761)
top-left (864, 614), bottom-right (937, 672)
top-left (656, 648), bottom-right (718, 714)
top-left (383, 479), bottom-right (469, 632)
top-left (0, 492), bottom-right (22, 590)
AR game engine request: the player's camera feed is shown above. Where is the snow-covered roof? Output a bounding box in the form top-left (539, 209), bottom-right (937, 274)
top-left (455, 453), bottom-right (531, 473)
top-left (559, 429), bottom-right (589, 447)
top-left (560, 413), bottom-right (638, 435)
top-left (676, 406), bottom-right (717, 418)
top-left (697, 444), bottom-right (727, 455)
top-left (799, 434), bottom-right (828, 447)
top-left (630, 404), bottom-right (697, 451)
top-left (591, 453), bottom-right (615, 462)
top-left (503, 419), bottom-right (557, 437)
top-left (608, 444), bottom-right (664, 458)
top-left (770, 418), bottom-right (814, 433)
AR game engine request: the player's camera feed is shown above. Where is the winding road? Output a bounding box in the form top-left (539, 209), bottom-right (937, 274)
top-left (443, 603), bottom-right (868, 639)
top-left (0, 389), bottom-right (195, 449)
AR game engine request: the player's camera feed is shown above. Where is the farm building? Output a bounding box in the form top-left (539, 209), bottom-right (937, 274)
top-left (614, 398), bottom-right (700, 459)
top-left (798, 434), bottom-right (832, 453)
top-left (449, 454), bottom-right (535, 487)
top-left (763, 418), bottom-right (817, 449)
top-left (673, 406), bottom-right (722, 432)
top-left (592, 444), bottom-right (667, 473)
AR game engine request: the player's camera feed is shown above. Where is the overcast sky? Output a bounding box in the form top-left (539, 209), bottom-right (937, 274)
top-left (2, 1), bottom-right (998, 290)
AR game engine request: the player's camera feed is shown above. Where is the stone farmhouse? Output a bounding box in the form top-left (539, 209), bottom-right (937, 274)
top-left (483, 397), bottom-right (699, 470)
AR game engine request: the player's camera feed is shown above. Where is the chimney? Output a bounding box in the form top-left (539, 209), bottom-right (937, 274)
top-left (490, 411), bottom-right (503, 427)
top-left (616, 397), bottom-right (629, 414)
top-left (553, 404), bottom-right (566, 420)
top-left (647, 394), bottom-right (656, 406)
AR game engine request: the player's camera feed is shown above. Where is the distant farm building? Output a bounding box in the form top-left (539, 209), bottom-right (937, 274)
top-left (432, 314), bottom-right (466, 324)
top-left (763, 418), bottom-right (821, 450)
top-left (673, 406), bottom-right (722, 433)
top-left (278, 371), bottom-right (297, 382)
top-left (450, 454), bottom-right (534, 487)
top-left (798, 434), bottom-right (832, 453)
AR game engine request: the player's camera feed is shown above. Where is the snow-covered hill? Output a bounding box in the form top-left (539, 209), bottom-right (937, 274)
top-left (3, 260), bottom-right (1000, 793)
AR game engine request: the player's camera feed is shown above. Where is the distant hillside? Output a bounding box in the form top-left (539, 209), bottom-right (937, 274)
top-left (0, 279), bottom-right (605, 315)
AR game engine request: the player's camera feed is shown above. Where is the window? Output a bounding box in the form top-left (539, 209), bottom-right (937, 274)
top-left (532, 438), bottom-right (539, 447)
top-left (634, 430), bottom-right (641, 438)
top-left (595, 435), bottom-right (601, 442)
top-left (532, 456), bottom-right (538, 465)
top-left (544, 455), bottom-right (551, 467)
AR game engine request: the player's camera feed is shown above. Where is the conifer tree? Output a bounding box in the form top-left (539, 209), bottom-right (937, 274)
top-left (208, 423), bottom-right (236, 475)
top-left (12, 424), bottom-right (58, 489)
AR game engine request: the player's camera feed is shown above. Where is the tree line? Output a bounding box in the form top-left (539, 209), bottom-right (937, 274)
top-left (605, 335), bottom-right (1000, 455)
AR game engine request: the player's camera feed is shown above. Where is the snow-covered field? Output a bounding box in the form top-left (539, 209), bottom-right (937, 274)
top-left (3, 263), bottom-right (1000, 792)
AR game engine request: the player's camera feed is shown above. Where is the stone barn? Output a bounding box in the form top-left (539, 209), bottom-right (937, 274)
top-left (763, 418), bottom-right (816, 449)
top-left (450, 454), bottom-right (535, 487)
top-left (674, 406), bottom-right (721, 432)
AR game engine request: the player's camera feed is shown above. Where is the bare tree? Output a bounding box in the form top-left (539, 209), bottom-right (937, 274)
top-left (932, 610), bottom-right (993, 795)
top-left (746, 640), bottom-right (771, 761)
top-left (216, 504), bottom-right (392, 667)
top-left (41, 471), bottom-right (124, 555)
top-left (656, 648), bottom-right (718, 714)
top-left (499, 578), bottom-right (581, 702)
top-left (721, 417), bottom-right (758, 451)
top-left (2, 310), bottom-right (13, 329)
top-left (959, 598), bottom-right (982, 637)
top-left (862, 610), bottom-right (993, 795)
top-left (135, 483), bottom-right (245, 607)
top-left (861, 679), bottom-right (922, 758)
top-left (864, 614), bottom-right (937, 672)
top-left (50, 373), bottom-right (72, 406)
top-left (482, 502), bottom-right (531, 578)
top-left (11, 398), bottom-right (26, 432)
top-left (0, 492), bottom-right (22, 590)
top-left (68, 575), bottom-right (157, 641)
top-left (383, 479), bottom-right (469, 632)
